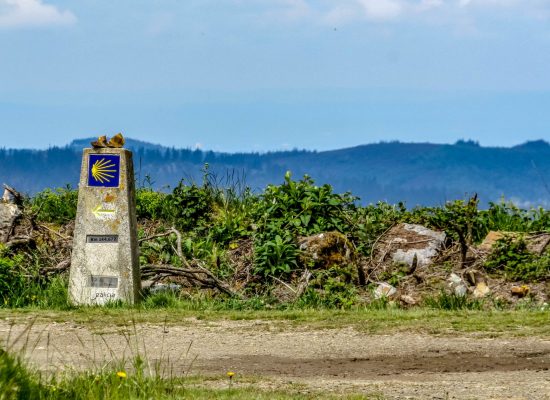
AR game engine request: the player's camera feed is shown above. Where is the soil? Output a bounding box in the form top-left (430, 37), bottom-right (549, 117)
top-left (1, 318), bottom-right (549, 399)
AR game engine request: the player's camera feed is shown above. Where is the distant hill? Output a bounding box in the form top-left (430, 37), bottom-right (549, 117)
top-left (1, 138), bottom-right (549, 207)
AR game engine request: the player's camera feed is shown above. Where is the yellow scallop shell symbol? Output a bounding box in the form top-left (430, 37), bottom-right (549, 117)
top-left (91, 158), bottom-right (116, 183)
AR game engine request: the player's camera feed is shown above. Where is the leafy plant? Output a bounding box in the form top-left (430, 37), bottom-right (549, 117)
top-left (0, 252), bottom-right (26, 307)
top-left (252, 172), bottom-right (357, 280)
top-left (165, 180), bottom-right (214, 230)
top-left (254, 234), bottom-right (299, 278)
top-left (136, 189), bottom-right (168, 220)
top-left (484, 235), bottom-right (550, 282)
top-left (413, 196), bottom-right (483, 264)
top-left (256, 172), bottom-right (356, 234)
top-left (30, 186), bottom-right (78, 224)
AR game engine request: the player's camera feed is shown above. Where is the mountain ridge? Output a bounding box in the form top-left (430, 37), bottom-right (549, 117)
top-left (1, 138), bottom-right (549, 207)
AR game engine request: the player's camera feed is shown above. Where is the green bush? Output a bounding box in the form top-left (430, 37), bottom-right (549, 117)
top-left (254, 172), bottom-right (357, 237)
top-left (254, 234), bottom-right (299, 278)
top-left (165, 180), bottom-right (213, 230)
top-left (484, 235), bottom-right (550, 282)
top-left (30, 186), bottom-right (78, 224)
top-left (136, 189), bottom-right (168, 220)
top-left (411, 197), bottom-right (484, 263)
top-left (252, 173), bottom-right (356, 279)
top-left (0, 252), bottom-right (26, 307)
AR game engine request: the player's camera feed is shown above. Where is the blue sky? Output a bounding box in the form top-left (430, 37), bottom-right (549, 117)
top-left (1, 0), bottom-right (549, 151)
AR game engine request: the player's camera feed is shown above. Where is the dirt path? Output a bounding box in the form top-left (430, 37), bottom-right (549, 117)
top-left (1, 318), bottom-right (549, 399)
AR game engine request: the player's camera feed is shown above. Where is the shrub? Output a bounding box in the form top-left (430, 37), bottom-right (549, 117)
top-left (252, 173), bottom-right (356, 280)
top-left (484, 235), bottom-right (550, 282)
top-left (165, 180), bottom-right (213, 230)
top-left (136, 189), bottom-right (168, 220)
top-left (0, 252), bottom-right (26, 307)
top-left (30, 186), bottom-right (78, 224)
top-left (254, 172), bottom-right (357, 237)
top-left (254, 234), bottom-right (299, 278)
top-left (412, 196), bottom-right (484, 263)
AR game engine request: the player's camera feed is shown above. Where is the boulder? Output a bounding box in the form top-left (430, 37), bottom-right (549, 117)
top-left (373, 223), bottom-right (446, 268)
top-left (479, 231), bottom-right (550, 255)
top-left (0, 200), bottom-right (21, 243)
top-left (473, 282), bottom-right (490, 298)
top-left (511, 285), bottom-right (530, 297)
top-left (298, 231), bottom-right (355, 269)
top-left (448, 273), bottom-right (467, 297)
top-left (374, 282), bottom-right (397, 299)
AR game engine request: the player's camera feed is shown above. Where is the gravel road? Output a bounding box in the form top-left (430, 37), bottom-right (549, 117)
top-left (1, 318), bottom-right (549, 399)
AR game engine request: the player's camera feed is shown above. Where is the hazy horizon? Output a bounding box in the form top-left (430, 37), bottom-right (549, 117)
top-left (1, 1), bottom-right (549, 151)
top-left (3, 135), bottom-right (550, 153)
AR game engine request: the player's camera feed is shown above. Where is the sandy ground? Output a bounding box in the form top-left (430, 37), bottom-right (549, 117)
top-left (1, 317), bottom-right (549, 399)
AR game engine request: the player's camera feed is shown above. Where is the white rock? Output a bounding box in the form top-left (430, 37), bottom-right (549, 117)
top-left (473, 282), bottom-right (490, 298)
top-left (389, 224), bottom-right (446, 267)
top-left (0, 202), bottom-right (21, 243)
top-left (447, 273), bottom-right (467, 297)
top-left (374, 282), bottom-right (397, 299)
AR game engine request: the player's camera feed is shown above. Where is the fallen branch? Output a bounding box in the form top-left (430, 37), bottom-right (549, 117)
top-left (138, 231), bottom-right (173, 243)
top-left (38, 224), bottom-right (71, 241)
top-left (269, 274), bottom-right (297, 294)
top-left (138, 227), bottom-right (242, 298)
top-left (294, 269), bottom-right (312, 300)
top-left (141, 262), bottom-right (242, 298)
top-left (5, 237), bottom-right (32, 249)
top-left (40, 259), bottom-right (71, 276)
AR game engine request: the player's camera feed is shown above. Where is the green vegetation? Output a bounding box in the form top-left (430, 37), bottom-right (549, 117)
top-left (29, 186), bottom-right (79, 224)
top-left (0, 350), bottom-right (373, 400)
top-left (484, 235), bottom-right (550, 282)
top-left (1, 306), bottom-right (549, 337)
top-left (1, 170), bottom-right (549, 310)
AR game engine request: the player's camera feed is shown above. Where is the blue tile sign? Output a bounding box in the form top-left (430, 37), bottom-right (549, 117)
top-left (88, 154), bottom-right (120, 187)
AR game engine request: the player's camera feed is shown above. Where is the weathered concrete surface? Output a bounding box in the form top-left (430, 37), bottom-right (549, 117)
top-left (69, 148), bottom-right (140, 305)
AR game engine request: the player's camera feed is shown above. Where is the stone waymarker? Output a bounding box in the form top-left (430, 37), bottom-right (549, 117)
top-left (69, 148), bottom-right (140, 305)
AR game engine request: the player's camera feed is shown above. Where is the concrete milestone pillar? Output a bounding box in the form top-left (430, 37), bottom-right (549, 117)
top-left (69, 147), bottom-right (140, 305)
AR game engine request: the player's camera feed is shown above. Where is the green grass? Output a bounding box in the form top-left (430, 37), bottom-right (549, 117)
top-left (0, 350), bottom-right (378, 400)
top-left (1, 305), bottom-right (548, 337)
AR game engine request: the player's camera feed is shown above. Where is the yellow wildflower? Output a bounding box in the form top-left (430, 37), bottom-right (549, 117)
top-left (116, 371), bottom-right (127, 379)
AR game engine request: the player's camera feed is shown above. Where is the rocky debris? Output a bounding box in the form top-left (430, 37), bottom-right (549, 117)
top-left (149, 283), bottom-right (182, 294)
top-left (373, 223), bottom-right (446, 269)
top-left (298, 231), bottom-right (355, 269)
top-left (0, 186), bottom-right (22, 243)
top-left (479, 231), bottom-right (550, 255)
top-left (464, 269), bottom-right (491, 298)
top-left (399, 294), bottom-right (417, 306)
top-left (374, 282), bottom-right (397, 299)
top-left (511, 285), bottom-right (530, 298)
top-left (473, 282), bottom-right (490, 298)
top-left (448, 273), bottom-right (467, 297)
